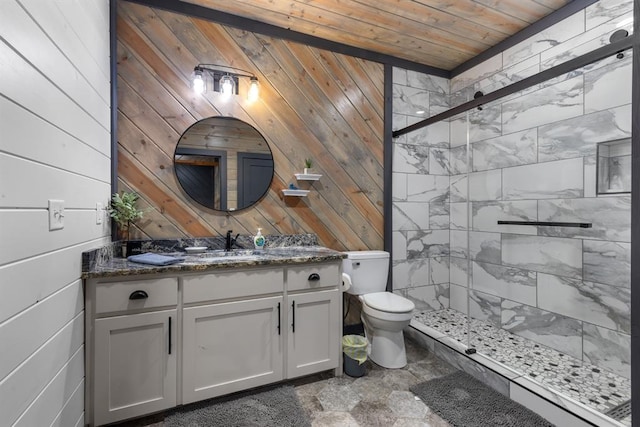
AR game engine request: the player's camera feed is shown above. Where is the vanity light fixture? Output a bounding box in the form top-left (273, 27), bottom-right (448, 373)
top-left (192, 69), bottom-right (205, 95)
top-left (219, 74), bottom-right (235, 99)
top-left (248, 77), bottom-right (260, 103)
top-left (192, 64), bottom-right (259, 102)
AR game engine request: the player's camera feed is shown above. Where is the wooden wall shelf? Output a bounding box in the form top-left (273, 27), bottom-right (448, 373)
top-left (295, 173), bottom-right (322, 181)
top-left (282, 189), bottom-right (310, 197)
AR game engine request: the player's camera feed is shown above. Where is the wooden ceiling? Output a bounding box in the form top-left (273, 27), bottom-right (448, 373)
top-left (183, 0), bottom-right (572, 70)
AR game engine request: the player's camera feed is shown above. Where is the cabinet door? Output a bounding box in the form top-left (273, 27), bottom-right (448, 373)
top-left (182, 296), bottom-right (284, 403)
top-left (94, 309), bottom-right (177, 426)
top-left (287, 289), bottom-right (340, 378)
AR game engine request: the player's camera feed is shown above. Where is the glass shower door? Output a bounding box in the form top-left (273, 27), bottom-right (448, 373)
top-left (460, 54), bottom-right (632, 424)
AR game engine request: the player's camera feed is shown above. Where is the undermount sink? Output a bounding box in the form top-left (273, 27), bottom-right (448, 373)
top-left (177, 247), bottom-right (324, 264)
top-left (189, 249), bottom-right (263, 261)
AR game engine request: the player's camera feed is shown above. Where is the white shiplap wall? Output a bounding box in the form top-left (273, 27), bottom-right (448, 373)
top-left (0, 1), bottom-right (111, 425)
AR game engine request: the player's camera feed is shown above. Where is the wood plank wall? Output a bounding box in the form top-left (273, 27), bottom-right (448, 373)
top-left (116, 1), bottom-right (384, 250)
top-left (0, 1), bottom-right (111, 425)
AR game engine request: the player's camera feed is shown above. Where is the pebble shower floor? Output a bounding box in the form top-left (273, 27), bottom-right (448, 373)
top-left (413, 309), bottom-right (631, 426)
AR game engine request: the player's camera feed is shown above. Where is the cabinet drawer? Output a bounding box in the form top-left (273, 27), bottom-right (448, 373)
top-left (287, 263), bottom-right (340, 291)
top-left (183, 268), bottom-right (284, 304)
top-left (95, 278), bottom-right (178, 314)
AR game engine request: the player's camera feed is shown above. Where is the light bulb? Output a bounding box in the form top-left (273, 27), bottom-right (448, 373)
top-left (247, 78), bottom-right (260, 103)
top-left (220, 75), bottom-right (234, 99)
top-left (193, 72), bottom-right (205, 95)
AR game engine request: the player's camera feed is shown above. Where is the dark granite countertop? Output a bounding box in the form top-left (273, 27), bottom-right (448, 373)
top-left (82, 245), bottom-right (347, 280)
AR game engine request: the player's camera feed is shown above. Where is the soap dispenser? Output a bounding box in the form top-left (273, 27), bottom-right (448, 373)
top-left (253, 228), bottom-right (266, 250)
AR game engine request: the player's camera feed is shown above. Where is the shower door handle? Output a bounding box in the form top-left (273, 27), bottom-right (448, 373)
top-left (497, 220), bottom-right (592, 228)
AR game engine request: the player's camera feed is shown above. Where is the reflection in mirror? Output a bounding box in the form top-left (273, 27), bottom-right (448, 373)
top-left (174, 117), bottom-right (274, 211)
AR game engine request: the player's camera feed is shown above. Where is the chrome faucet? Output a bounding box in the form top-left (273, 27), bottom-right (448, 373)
top-left (225, 230), bottom-right (239, 251)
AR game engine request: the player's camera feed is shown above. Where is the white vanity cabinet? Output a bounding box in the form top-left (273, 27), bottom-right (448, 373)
top-left (85, 258), bottom-right (342, 426)
top-left (286, 263), bottom-right (341, 378)
top-left (181, 263), bottom-right (341, 402)
top-left (87, 277), bottom-right (178, 427)
top-left (181, 268), bottom-right (285, 403)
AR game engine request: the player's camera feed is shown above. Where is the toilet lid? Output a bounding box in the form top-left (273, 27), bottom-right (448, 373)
top-left (362, 292), bottom-right (415, 313)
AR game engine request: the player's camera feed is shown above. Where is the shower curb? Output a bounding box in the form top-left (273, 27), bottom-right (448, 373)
top-left (405, 322), bottom-right (627, 427)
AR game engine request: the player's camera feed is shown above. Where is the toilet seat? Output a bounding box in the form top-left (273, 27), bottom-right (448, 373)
top-left (359, 293), bottom-right (415, 323)
top-left (362, 292), bottom-right (415, 313)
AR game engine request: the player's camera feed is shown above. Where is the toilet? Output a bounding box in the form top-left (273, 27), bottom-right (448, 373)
top-left (342, 251), bottom-right (415, 369)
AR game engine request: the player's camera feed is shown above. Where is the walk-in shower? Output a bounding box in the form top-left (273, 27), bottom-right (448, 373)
top-left (392, 5), bottom-right (634, 425)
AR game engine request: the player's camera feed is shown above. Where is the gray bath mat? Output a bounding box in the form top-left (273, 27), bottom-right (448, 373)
top-left (164, 385), bottom-right (310, 427)
top-left (410, 370), bottom-right (553, 427)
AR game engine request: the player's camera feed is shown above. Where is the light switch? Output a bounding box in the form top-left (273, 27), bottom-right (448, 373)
top-left (96, 202), bottom-right (103, 225)
top-left (48, 199), bottom-right (64, 231)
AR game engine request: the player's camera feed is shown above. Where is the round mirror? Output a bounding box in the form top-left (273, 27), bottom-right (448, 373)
top-left (174, 117), bottom-right (274, 212)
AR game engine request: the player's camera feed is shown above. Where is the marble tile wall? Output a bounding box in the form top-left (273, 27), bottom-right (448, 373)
top-left (393, 0), bottom-right (633, 378)
top-left (449, 0), bottom-right (632, 378)
top-left (392, 68), bottom-right (451, 311)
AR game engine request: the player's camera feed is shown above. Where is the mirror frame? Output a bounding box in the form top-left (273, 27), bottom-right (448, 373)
top-left (174, 116), bottom-right (274, 212)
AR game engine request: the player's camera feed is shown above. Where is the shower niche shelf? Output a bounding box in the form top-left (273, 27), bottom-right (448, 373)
top-left (597, 138), bottom-right (631, 195)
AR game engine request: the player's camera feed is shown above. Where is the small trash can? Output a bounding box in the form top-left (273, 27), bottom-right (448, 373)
top-left (342, 334), bottom-right (368, 377)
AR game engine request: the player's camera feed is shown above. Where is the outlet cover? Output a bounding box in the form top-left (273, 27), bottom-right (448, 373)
top-left (96, 202), bottom-right (103, 225)
top-left (48, 199), bottom-right (64, 231)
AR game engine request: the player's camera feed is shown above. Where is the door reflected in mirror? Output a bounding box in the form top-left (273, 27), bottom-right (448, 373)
top-left (174, 117), bottom-right (274, 211)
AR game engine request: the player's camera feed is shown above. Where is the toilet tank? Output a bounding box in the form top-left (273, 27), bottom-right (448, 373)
top-left (342, 251), bottom-right (390, 295)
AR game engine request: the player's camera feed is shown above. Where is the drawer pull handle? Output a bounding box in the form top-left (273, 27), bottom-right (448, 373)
top-left (308, 273), bottom-right (320, 281)
top-left (292, 301), bottom-right (296, 333)
top-left (168, 316), bottom-right (172, 355)
top-left (277, 303), bottom-right (281, 335)
top-left (129, 290), bottom-right (149, 300)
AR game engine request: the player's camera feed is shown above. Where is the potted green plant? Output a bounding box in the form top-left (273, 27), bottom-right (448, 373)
top-left (304, 158), bottom-right (313, 175)
top-left (109, 191), bottom-right (145, 256)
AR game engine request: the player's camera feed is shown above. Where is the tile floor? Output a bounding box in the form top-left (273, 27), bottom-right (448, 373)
top-left (292, 339), bottom-right (456, 426)
top-left (414, 309), bottom-right (632, 426)
top-left (115, 338), bottom-right (457, 427)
